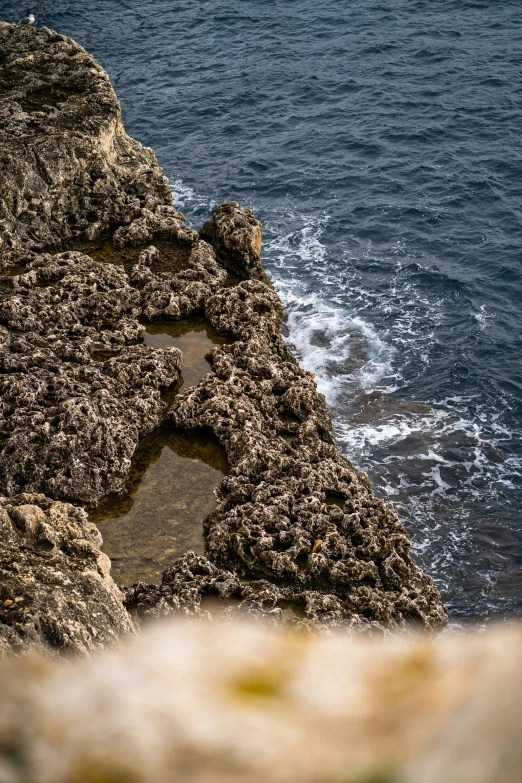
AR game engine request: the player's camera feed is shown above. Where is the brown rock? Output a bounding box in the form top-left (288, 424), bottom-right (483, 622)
top-left (0, 23), bottom-right (171, 266)
top-left (0, 494), bottom-right (134, 656)
top-left (0, 21), bottom-right (447, 647)
top-left (201, 201), bottom-right (269, 283)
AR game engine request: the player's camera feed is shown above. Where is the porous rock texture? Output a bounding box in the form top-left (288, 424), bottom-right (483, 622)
top-left (128, 265), bottom-right (446, 631)
top-left (0, 22), bottom-right (446, 654)
top-left (1, 618), bottom-right (522, 783)
top-left (0, 494), bottom-right (133, 656)
top-left (0, 22), bottom-right (171, 265)
top-left (200, 200), bottom-right (267, 282)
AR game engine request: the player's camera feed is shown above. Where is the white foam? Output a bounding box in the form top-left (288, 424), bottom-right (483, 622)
top-left (170, 178), bottom-right (196, 208)
top-left (265, 213), bottom-right (329, 271)
top-left (475, 304), bottom-right (491, 330)
top-left (429, 465), bottom-right (452, 494)
top-left (275, 281), bottom-right (395, 404)
top-left (169, 178), bottom-right (214, 217)
top-left (265, 210), bottom-right (521, 498)
top-left (266, 216), bottom-right (396, 405)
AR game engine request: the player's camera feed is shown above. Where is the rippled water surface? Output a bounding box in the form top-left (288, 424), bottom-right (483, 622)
top-left (5, 0), bottom-right (522, 622)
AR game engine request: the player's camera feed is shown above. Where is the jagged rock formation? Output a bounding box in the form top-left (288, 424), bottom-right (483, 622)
top-left (0, 23), bottom-right (170, 265)
top-left (0, 235), bottom-right (226, 505)
top-left (1, 618), bottom-right (521, 783)
top-left (0, 494), bottom-right (133, 656)
top-left (0, 22), bottom-right (447, 654)
top-left (0, 253), bottom-right (181, 504)
top-left (200, 200), bottom-right (268, 282)
top-left (125, 210), bottom-right (446, 631)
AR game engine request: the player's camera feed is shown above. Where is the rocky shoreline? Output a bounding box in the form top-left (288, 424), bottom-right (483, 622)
top-left (0, 22), bottom-right (446, 655)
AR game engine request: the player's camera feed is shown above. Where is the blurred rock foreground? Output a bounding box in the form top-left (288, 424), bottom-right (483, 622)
top-left (0, 617), bottom-right (521, 783)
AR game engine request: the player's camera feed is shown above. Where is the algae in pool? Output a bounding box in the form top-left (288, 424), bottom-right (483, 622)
top-left (143, 316), bottom-right (232, 391)
top-left (92, 427), bottom-right (230, 586)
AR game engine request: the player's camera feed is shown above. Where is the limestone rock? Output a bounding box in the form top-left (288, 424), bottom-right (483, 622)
top-left (0, 618), bottom-right (521, 783)
top-left (0, 21), bottom-right (447, 643)
top-left (124, 552), bottom-right (386, 632)
top-left (113, 204), bottom-right (199, 248)
top-left (201, 201), bottom-right (269, 282)
top-left (0, 494), bottom-right (134, 656)
top-left (0, 252), bottom-right (183, 505)
top-left (158, 264), bottom-right (446, 631)
top-left (0, 23), bottom-right (171, 266)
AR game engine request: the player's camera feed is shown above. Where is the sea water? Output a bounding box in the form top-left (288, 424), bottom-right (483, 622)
top-left (6, 0), bottom-right (522, 623)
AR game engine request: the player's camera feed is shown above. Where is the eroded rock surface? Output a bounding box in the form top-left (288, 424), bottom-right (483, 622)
top-left (119, 203), bottom-right (446, 633)
top-left (0, 23), bottom-right (171, 265)
top-left (126, 246), bottom-right (445, 630)
top-left (0, 494), bottom-right (133, 656)
top-left (0, 252), bottom-right (179, 504)
top-left (0, 22), bottom-right (446, 653)
top-left (200, 200), bottom-right (268, 282)
top-left (0, 236), bottom-right (227, 506)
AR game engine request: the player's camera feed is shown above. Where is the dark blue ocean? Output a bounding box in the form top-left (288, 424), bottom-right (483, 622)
top-left (4, 0), bottom-right (522, 624)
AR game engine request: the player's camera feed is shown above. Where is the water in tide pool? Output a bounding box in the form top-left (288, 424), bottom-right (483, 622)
top-left (4, 0), bottom-right (522, 625)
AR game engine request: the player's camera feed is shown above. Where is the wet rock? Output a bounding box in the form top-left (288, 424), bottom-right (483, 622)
top-left (0, 494), bottom-right (134, 656)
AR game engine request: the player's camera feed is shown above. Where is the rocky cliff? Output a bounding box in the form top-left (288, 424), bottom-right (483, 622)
top-left (0, 22), bottom-right (446, 655)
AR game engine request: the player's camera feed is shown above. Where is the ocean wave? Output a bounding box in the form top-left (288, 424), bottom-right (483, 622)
top-left (274, 279), bottom-right (395, 403)
top-left (263, 210), bottom-right (522, 620)
top-left (170, 178), bottom-right (213, 214)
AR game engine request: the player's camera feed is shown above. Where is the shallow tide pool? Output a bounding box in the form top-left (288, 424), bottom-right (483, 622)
top-left (91, 318), bottom-right (231, 585)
